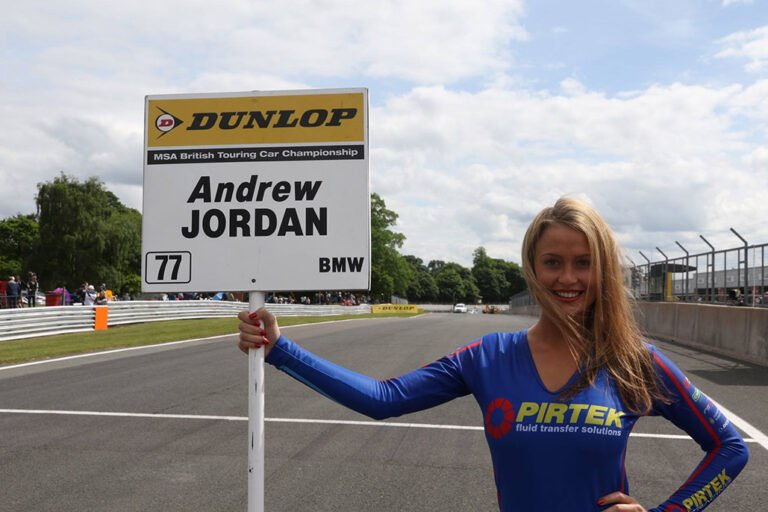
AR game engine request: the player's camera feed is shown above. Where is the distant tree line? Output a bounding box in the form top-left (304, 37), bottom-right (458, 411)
top-left (370, 192), bottom-right (526, 304)
top-left (0, 175), bottom-right (526, 303)
top-left (0, 173), bottom-right (142, 296)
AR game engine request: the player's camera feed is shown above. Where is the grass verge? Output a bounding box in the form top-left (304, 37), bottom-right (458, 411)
top-left (0, 313), bottom-right (422, 366)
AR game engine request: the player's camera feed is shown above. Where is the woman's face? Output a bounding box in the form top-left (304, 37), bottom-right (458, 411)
top-left (533, 223), bottom-right (596, 317)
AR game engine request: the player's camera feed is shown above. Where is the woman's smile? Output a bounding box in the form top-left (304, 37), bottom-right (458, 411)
top-left (552, 289), bottom-right (585, 302)
top-left (534, 223), bottom-right (596, 315)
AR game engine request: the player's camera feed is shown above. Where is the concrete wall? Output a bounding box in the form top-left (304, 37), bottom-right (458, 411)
top-left (508, 302), bottom-right (768, 367)
top-left (636, 302), bottom-right (768, 367)
top-left (507, 304), bottom-right (541, 317)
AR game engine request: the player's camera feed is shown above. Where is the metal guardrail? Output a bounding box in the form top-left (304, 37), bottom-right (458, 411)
top-left (0, 301), bottom-right (372, 342)
top-left (0, 305), bottom-right (97, 341)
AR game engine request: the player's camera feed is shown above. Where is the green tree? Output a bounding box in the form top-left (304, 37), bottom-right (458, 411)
top-left (100, 208), bottom-right (142, 291)
top-left (427, 260), bottom-right (446, 273)
top-left (433, 265), bottom-right (464, 303)
top-left (505, 261), bottom-right (526, 297)
top-left (472, 247), bottom-right (509, 303)
top-left (432, 262), bottom-right (478, 303)
top-left (471, 247), bottom-right (526, 303)
top-left (403, 255), bottom-right (438, 302)
top-left (32, 173), bottom-right (141, 293)
top-left (370, 193), bottom-right (412, 301)
top-left (0, 214), bottom-right (39, 277)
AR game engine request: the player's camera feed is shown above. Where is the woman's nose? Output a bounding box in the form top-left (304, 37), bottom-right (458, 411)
top-left (557, 265), bottom-right (578, 285)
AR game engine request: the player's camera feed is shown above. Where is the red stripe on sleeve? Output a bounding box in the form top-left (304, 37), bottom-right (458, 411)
top-left (418, 339), bottom-right (483, 369)
top-left (653, 353), bottom-right (720, 441)
top-left (653, 353), bottom-right (722, 485)
top-left (447, 340), bottom-right (482, 358)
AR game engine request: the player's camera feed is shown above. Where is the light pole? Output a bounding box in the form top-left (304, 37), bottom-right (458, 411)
top-left (656, 247), bottom-right (670, 301)
top-left (626, 256), bottom-right (638, 297)
top-left (700, 235), bottom-right (715, 302)
top-left (675, 241), bottom-right (690, 301)
top-left (639, 251), bottom-right (651, 300)
top-left (730, 228), bottom-right (749, 305)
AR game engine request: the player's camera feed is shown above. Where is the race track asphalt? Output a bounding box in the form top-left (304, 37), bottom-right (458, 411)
top-left (0, 313), bottom-right (765, 511)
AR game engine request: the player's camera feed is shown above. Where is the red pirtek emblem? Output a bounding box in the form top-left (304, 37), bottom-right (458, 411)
top-left (485, 398), bottom-right (515, 440)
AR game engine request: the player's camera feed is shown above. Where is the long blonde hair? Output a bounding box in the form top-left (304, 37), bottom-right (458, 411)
top-left (522, 197), bottom-right (666, 413)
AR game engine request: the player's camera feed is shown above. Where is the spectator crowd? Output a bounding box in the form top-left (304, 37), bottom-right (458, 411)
top-left (0, 272), bottom-right (40, 308)
top-left (0, 275), bottom-right (120, 308)
top-left (1, 274), bottom-right (370, 309)
top-left (266, 291), bottom-right (369, 306)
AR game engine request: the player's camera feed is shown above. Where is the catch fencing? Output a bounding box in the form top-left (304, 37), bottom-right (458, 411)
top-left (0, 301), bottom-right (371, 342)
top-left (631, 239), bottom-right (768, 306)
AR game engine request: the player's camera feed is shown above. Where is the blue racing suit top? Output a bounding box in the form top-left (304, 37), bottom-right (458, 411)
top-left (266, 330), bottom-right (748, 511)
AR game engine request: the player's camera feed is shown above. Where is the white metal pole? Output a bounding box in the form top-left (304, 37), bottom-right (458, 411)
top-left (248, 291), bottom-right (265, 512)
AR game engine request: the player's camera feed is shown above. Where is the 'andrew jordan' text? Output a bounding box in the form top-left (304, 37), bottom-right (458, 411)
top-left (181, 175), bottom-right (326, 239)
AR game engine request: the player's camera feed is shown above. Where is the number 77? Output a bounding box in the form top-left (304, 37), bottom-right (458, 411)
top-left (155, 254), bottom-right (183, 280)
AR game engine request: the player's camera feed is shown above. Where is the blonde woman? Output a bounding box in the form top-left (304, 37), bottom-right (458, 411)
top-left (238, 197), bottom-right (748, 511)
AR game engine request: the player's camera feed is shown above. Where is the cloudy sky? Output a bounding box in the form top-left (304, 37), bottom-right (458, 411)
top-left (2, 0), bottom-right (767, 268)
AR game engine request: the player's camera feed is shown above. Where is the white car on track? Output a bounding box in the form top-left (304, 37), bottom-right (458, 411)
top-left (452, 303), bottom-right (468, 313)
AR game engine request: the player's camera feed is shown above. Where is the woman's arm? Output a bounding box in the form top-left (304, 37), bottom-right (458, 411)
top-left (646, 346), bottom-right (749, 511)
top-left (238, 308), bottom-right (472, 420)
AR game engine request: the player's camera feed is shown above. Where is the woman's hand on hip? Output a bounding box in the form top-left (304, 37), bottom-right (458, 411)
top-left (598, 492), bottom-right (647, 511)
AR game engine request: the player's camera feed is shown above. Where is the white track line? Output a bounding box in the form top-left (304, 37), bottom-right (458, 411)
top-left (710, 398), bottom-right (768, 451)
top-left (2, 323), bottom-right (765, 450)
top-left (0, 408), bottom-right (760, 444)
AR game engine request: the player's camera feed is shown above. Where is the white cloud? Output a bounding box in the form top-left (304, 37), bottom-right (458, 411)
top-left (743, 146), bottom-right (768, 168)
top-left (559, 77), bottom-right (587, 96)
top-left (727, 79), bottom-right (768, 119)
top-left (722, 0), bottom-right (753, 6)
top-left (716, 25), bottom-right (768, 72)
top-left (371, 80), bottom-right (767, 265)
top-left (0, 0), bottom-right (526, 215)
top-left (8, 73), bottom-right (748, 265)
top-left (3, 0), bottom-right (527, 86)
top-left (1, 0), bottom-right (767, 269)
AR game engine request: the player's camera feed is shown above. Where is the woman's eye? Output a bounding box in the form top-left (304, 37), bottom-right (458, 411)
top-left (543, 259), bottom-right (559, 266)
top-left (577, 259), bottom-right (591, 267)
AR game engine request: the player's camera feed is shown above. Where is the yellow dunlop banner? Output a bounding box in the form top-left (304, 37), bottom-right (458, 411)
top-left (147, 92), bottom-right (365, 147)
top-left (371, 304), bottom-right (423, 314)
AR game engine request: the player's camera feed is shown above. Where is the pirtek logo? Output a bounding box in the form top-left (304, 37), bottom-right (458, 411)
top-left (485, 398), bottom-right (515, 440)
top-left (485, 399), bottom-right (625, 440)
top-left (682, 469), bottom-right (731, 510)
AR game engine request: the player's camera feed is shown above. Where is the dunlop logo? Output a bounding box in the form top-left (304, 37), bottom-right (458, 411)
top-left (184, 108), bottom-right (357, 132)
top-left (146, 92), bottom-right (366, 147)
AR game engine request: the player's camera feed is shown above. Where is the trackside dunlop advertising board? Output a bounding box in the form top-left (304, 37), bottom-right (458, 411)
top-left (371, 304), bottom-right (422, 314)
top-left (141, 89), bottom-right (370, 292)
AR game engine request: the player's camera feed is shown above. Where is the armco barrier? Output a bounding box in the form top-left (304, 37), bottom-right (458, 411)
top-left (0, 301), bottom-right (371, 342)
top-left (0, 305), bottom-right (98, 341)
